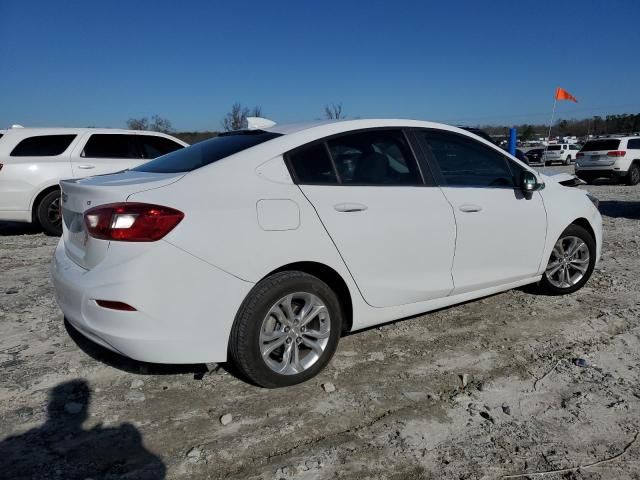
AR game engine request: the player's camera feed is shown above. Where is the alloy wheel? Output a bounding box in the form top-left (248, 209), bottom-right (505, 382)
top-left (545, 235), bottom-right (590, 288)
top-left (48, 196), bottom-right (62, 228)
top-left (259, 292), bottom-right (330, 375)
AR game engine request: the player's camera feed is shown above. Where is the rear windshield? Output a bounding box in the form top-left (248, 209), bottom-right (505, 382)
top-left (581, 139), bottom-right (621, 152)
top-left (547, 145), bottom-right (561, 151)
top-left (133, 130), bottom-right (281, 173)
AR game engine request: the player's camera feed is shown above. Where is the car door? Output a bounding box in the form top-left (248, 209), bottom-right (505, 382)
top-left (71, 133), bottom-right (142, 177)
top-left (415, 128), bottom-right (547, 295)
top-left (288, 128), bottom-right (456, 308)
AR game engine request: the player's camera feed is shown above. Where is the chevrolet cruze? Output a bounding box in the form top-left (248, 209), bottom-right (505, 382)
top-left (51, 119), bottom-right (602, 387)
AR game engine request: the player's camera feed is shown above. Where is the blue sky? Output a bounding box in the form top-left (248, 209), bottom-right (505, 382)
top-left (1, 0), bottom-right (639, 131)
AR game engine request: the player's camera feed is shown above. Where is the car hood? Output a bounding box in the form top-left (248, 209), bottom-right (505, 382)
top-left (541, 172), bottom-right (586, 187)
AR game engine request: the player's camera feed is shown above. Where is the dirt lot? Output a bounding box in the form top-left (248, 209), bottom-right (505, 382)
top-left (1, 166), bottom-right (639, 479)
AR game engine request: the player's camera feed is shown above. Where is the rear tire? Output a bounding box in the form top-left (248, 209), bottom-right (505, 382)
top-left (229, 271), bottom-right (342, 388)
top-left (538, 224), bottom-right (596, 295)
top-left (36, 189), bottom-right (63, 236)
top-left (626, 164), bottom-right (640, 186)
top-left (564, 155), bottom-right (572, 165)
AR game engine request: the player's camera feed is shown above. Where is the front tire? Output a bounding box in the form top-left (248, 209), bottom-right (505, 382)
top-left (36, 189), bottom-right (63, 236)
top-left (626, 164), bottom-right (640, 186)
top-left (539, 224), bottom-right (596, 295)
top-left (229, 271), bottom-right (342, 388)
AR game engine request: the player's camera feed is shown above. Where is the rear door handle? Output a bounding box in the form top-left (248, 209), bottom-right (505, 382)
top-left (459, 204), bottom-right (482, 213)
top-left (77, 165), bottom-right (95, 169)
top-left (334, 202), bottom-right (368, 213)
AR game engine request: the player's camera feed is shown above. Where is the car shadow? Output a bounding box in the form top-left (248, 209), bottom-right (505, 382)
top-left (0, 221), bottom-right (41, 236)
top-left (598, 200), bottom-right (640, 220)
top-left (0, 379), bottom-right (166, 478)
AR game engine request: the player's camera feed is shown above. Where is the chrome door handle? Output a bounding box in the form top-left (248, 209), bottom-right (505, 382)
top-left (459, 204), bottom-right (482, 213)
top-left (77, 165), bottom-right (95, 169)
top-left (334, 203), bottom-right (368, 213)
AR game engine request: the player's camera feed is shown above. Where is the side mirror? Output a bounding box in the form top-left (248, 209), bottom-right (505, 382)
top-left (520, 171), bottom-right (544, 193)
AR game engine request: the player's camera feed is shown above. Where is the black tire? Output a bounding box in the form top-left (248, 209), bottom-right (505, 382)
top-left (538, 224), bottom-right (596, 295)
top-left (229, 271), bottom-right (343, 388)
top-left (564, 155), bottom-right (572, 165)
top-left (36, 189), bottom-right (63, 236)
top-left (626, 164), bottom-right (640, 186)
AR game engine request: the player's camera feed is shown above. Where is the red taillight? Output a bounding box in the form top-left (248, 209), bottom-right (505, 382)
top-left (95, 300), bottom-right (137, 311)
top-left (607, 151), bottom-right (626, 157)
top-left (84, 202), bottom-right (184, 242)
top-left (577, 152), bottom-right (584, 158)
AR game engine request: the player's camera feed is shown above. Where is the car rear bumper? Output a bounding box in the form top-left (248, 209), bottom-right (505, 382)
top-left (51, 239), bottom-right (254, 364)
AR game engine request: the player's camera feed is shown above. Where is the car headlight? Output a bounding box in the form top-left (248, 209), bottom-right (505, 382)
top-left (586, 192), bottom-right (599, 209)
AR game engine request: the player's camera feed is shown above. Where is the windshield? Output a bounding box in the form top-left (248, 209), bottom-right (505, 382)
top-left (133, 130), bottom-right (282, 173)
top-left (581, 139), bottom-right (620, 152)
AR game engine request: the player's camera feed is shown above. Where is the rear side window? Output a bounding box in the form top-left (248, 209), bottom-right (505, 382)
top-left (627, 139), bottom-right (640, 149)
top-left (581, 139), bottom-right (620, 151)
top-left (10, 134), bottom-right (76, 157)
top-left (133, 130), bottom-right (281, 173)
top-left (137, 135), bottom-right (184, 159)
top-left (327, 130), bottom-right (421, 185)
top-left (547, 145), bottom-right (562, 151)
top-left (83, 134), bottom-right (138, 158)
top-left (287, 143), bottom-right (337, 184)
top-left (418, 130), bottom-right (514, 188)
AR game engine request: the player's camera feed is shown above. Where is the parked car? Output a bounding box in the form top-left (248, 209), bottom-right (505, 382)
top-left (543, 143), bottom-right (581, 165)
top-left (0, 127), bottom-right (187, 235)
top-left (51, 119), bottom-right (602, 388)
top-left (525, 148), bottom-right (545, 166)
top-left (575, 136), bottom-right (640, 185)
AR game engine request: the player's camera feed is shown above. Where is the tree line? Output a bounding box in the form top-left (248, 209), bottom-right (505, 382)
top-left (480, 113), bottom-right (640, 140)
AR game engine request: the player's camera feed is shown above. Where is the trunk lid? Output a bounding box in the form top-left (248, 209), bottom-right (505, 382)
top-left (60, 170), bottom-right (184, 269)
top-left (579, 139), bottom-right (621, 166)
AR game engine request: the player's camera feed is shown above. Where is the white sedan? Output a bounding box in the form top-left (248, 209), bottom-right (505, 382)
top-left (51, 118), bottom-right (602, 387)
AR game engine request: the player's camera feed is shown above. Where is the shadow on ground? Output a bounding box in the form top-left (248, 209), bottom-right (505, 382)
top-left (0, 379), bottom-right (166, 479)
top-left (598, 200), bottom-right (640, 220)
top-left (0, 221), bottom-right (42, 236)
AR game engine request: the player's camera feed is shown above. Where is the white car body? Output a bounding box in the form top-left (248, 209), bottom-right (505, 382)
top-left (0, 127), bottom-right (187, 224)
top-left (575, 136), bottom-right (640, 185)
top-left (543, 143), bottom-right (581, 165)
top-left (51, 119), bottom-right (602, 367)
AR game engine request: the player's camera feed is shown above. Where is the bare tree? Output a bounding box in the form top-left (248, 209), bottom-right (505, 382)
top-left (324, 103), bottom-right (346, 120)
top-left (149, 115), bottom-right (173, 133)
top-left (126, 117), bottom-right (149, 130)
top-left (222, 103), bottom-right (249, 131)
top-left (222, 103), bottom-right (265, 131)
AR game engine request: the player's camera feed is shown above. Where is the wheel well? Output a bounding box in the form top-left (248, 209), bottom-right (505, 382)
top-left (571, 217), bottom-right (595, 240)
top-left (268, 262), bottom-right (353, 333)
top-left (31, 185), bottom-right (60, 223)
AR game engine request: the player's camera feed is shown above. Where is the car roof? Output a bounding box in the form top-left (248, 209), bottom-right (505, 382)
top-left (1, 126), bottom-right (176, 136)
top-left (265, 118), bottom-right (481, 139)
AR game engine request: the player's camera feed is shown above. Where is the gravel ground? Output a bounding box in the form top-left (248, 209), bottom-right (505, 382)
top-left (1, 166), bottom-right (639, 479)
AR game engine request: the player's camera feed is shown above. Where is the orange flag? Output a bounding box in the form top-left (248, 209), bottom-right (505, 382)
top-left (555, 87), bottom-right (578, 102)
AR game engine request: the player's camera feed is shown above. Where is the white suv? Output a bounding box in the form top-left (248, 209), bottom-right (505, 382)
top-left (543, 143), bottom-right (580, 165)
top-left (0, 127), bottom-right (187, 235)
top-left (576, 136), bottom-right (640, 185)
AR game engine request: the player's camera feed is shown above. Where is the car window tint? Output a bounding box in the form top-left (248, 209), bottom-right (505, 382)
top-left (570, 145), bottom-right (579, 150)
top-left (137, 135), bottom-right (184, 159)
top-left (627, 139), bottom-right (640, 149)
top-left (419, 130), bottom-right (514, 188)
top-left (287, 142), bottom-right (337, 184)
top-left (327, 130), bottom-right (421, 185)
top-left (133, 130), bottom-right (281, 173)
top-left (10, 135), bottom-right (76, 157)
top-left (83, 134), bottom-right (138, 158)
top-left (581, 139), bottom-right (620, 151)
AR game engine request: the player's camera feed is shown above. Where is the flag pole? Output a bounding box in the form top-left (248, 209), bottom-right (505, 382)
top-left (543, 95), bottom-right (558, 173)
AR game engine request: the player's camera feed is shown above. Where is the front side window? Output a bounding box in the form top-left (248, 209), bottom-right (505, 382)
top-left (326, 130), bottom-right (421, 185)
top-left (418, 130), bottom-right (514, 187)
top-left (570, 145), bottom-right (580, 150)
top-left (137, 135), bottom-right (184, 159)
top-left (82, 134), bottom-right (138, 158)
top-left (10, 134), bottom-right (76, 157)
